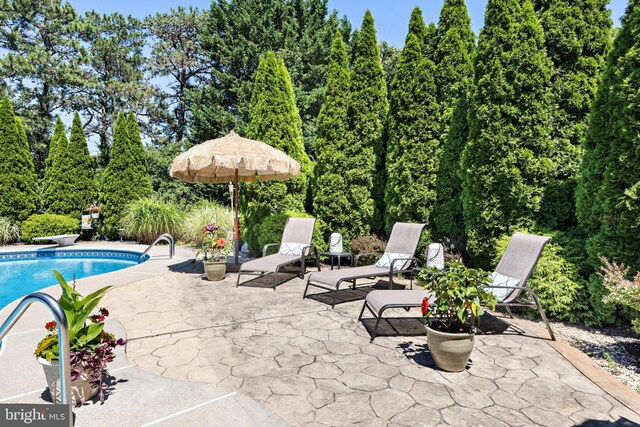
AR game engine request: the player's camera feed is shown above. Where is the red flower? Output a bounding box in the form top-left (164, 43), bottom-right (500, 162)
top-left (45, 321), bottom-right (57, 331)
top-left (421, 297), bottom-right (429, 316)
top-left (99, 307), bottom-right (109, 317)
top-left (98, 315), bottom-right (105, 322)
top-left (216, 238), bottom-right (226, 248)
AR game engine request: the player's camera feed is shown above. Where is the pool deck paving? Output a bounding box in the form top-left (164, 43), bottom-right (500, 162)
top-left (1, 242), bottom-right (640, 426)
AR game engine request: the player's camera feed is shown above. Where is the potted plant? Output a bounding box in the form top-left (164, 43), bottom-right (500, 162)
top-left (418, 261), bottom-right (496, 372)
top-left (86, 203), bottom-right (102, 219)
top-left (197, 223), bottom-right (231, 281)
top-left (35, 270), bottom-right (125, 405)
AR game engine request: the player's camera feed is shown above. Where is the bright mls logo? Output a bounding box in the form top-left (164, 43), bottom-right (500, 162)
top-left (1, 404), bottom-right (69, 426)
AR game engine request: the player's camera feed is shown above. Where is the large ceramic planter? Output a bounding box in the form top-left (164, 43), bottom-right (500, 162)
top-left (203, 261), bottom-right (226, 281)
top-left (38, 358), bottom-right (97, 406)
top-left (425, 324), bottom-right (475, 372)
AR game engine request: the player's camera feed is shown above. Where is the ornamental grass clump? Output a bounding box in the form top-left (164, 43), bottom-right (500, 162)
top-left (181, 201), bottom-right (233, 245)
top-left (600, 258), bottom-right (640, 334)
top-left (0, 216), bottom-right (19, 245)
top-left (35, 271), bottom-right (125, 402)
top-left (121, 196), bottom-right (183, 244)
top-left (418, 261), bottom-right (496, 333)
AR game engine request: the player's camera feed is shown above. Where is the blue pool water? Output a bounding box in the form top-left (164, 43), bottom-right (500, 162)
top-left (0, 249), bottom-right (146, 310)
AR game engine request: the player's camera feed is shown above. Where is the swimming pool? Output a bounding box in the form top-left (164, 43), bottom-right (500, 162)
top-left (0, 249), bottom-right (148, 310)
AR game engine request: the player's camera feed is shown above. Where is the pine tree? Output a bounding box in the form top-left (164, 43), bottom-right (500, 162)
top-left (461, 0), bottom-right (554, 266)
top-left (576, 1), bottom-right (635, 235)
top-left (64, 113), bottom-right (96, 218)
top-left (100, 112), bottom-right (152, 238)
top-left (42, 117), bottom-right (69, 214)
top-left (433, 0), bottom-right (476, 247)
top-left (0, 96), bottom-right (38, 221)
top-left (348, 10), bottom-right (388, 235)
top-left (385, 33), bottom-right (440, 235)
top-left (536, 0), bottom-right (612, 229)
top-left (312, 34), bottom-right (353, 241)
top-left (241, 52), bottom-right (311, 252)
top-left (583, 0), bottom-right (640, 270)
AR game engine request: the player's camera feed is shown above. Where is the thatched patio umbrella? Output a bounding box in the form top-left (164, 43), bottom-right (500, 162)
top-left (169, 130), bottom-right (301, 264)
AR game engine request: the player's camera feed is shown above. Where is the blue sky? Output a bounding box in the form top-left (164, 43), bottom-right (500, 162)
top-left (68, 0), bottom-right (629, 47)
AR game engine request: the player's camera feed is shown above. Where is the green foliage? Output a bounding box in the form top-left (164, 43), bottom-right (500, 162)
top-left (21, 214), bottom-right (78, 242)
top-left (42, 117), bottom-right (69, 214)
top-left (257, 211), bottom-right (325, 254)
top-left (0, 96), bottom-right (38, 222)
top-left (350, 234), bottom-right (386, 265)
top-left (0, 217), bottom-right (20, 245)
top-left (63, 113), bottom-right (96, 218)
top-left (433, 0), bottom-right (476, 247)
top-left (584, 274), bottom-right (618, 327)
top-left (100, 112), bottom-right (152, 239)
top-left (121, 196), bottom-right (184, 244)
top-left (241, 52), bottom-right (311, 253)
top-left (385, 34), bottom-right (440, 236)
top-left (461, 0), bottom-right (554, 267)
top-left (406, 7), bottom-right (427, 50)
top-left (35, 271), bottom-right (111, 361)
top-left (536, 0), bottom-right (612, 229)
top-left (423, 22), bottom-right (438, 62)
top-left (347, 11), bottom-right (388, 234)
top-left (181, 201), bottom-right (233, 245)
top-left (312, 34), bottom-right (354, 243)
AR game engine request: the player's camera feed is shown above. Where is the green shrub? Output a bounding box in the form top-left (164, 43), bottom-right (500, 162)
top-left (351, 234), bottom-right (386, 266)
top-left (181, 201), bottom-right (233, 245)
top-left (121, 197), bottom-right (184, 244)
top-left (0, 216), bottom-right (19, 245)
top-left (257, 212), bottom-right (325, 255)
top-left (21, 214), bottom-right (78, 243)
top-left (493, 229), bottom-right (588, 321)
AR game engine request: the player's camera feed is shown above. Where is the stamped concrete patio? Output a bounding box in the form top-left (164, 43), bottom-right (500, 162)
top-left (104, 262), bottom-right (640, 426)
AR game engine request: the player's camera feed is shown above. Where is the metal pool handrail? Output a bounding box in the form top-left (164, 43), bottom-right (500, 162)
top-left (0, 292), bottom-right (72, 426)
top-left (138, 233), bottom-right (174, 263)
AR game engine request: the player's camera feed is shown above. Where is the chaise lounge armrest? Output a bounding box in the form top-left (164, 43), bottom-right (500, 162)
top-left (389, 257), bottom-right (422, 273)
top-left (262, 243), bottom-right (280, 257)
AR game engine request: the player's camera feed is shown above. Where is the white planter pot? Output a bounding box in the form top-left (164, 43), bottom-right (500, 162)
top-left (91, 213), bottom-right (100, 219)
top-left (38, 358), bottom-right (98, 406)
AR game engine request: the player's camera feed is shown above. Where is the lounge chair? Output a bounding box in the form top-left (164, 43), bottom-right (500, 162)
top-left (359, 232), bottom-right (554, 342)
top-left (303, 222), bottom-right (425, 308)
top-left (236, 217), bottom-right (319, 289)
top-left (32, 234), bottom-right (80, 247)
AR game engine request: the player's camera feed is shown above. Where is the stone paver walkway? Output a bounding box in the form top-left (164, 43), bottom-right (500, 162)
top-left (103, 263), bottom-right (640, 426)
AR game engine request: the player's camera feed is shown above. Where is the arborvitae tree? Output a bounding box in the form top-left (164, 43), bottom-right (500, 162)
top-left (433, 0), bottom-right (476, 247)
top-left (348, 10), bottom-right (388, 235)
top-left (584, 1), bottom-right (640, 270)
top-left (461, 0), bottom-right (554, 266)
top-left (536, 0), bottom-right (612, 229)
top-left (241, 52), bottom-right (311, 252)
top-left (576, 2), bottom-right (635, 235)
top-left (312, 34), bottom-right (353, 241)
top-left (385, 34), bottom-right (440, 235)
top-left (423, 22), bottom-right (438, 62)
top-left (0, 96), bottom-right (37, 221)
top-left (406, 7), bottom-right (427, 49)
top-left (126, 112), bottom-right (152, 190)
top-left (64, 113), bottom-right (96, 218)
top-left (42, 117), bottom-right (69, 214)
top-left (100, 112), bottom-right (152, 238)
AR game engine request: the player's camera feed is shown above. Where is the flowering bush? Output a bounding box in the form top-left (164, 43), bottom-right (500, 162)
top-left (86, 203), bottom-right (102, 214)
top-left (35, 271), bottom-right (125, 401)
top-left (197, 223), bottom-right (231, 262)
top-left (418, 261), bottom-right (496, 333)
top-left (600, 258), bottom-right (640, 334)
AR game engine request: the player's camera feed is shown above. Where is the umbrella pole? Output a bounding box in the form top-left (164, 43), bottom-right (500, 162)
top-left (234, 169), bottom-right (240, 265)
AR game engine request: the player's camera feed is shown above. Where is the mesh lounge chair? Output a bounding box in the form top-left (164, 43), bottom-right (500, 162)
top-left (484, 232), bottom-right (555, 340)
top-left (359, 233), bottom-right (554, 341)
top-left (236, 217), bottom-right (319, 289)
top-left (303, 223), bottom-right (425, 308)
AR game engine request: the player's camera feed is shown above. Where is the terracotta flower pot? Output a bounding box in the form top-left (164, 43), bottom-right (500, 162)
top-left (203, 260), bottom-right (226, 281)
top-left (425, 324), bottom-right (475, 372)
top-left (38, 358), bottom-right (97, 406)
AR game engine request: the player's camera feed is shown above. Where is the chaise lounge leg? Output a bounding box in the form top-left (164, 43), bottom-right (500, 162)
top-left (303, 277), bottom-right (311, 299)
top-left (370, 309), bottom-right (384, 342)
top-left (236, 272), bottom-right (242, 287)
top-left (358, 301), bottom-right (367, 321)
top-left (331, 285), bottom-right (339, 309)
top-left (505, 306), bottom-right (514, 318)
top-left (530, 291), bottom-right (555, 340)
top-left (273, 272), bottom-right (278, 290)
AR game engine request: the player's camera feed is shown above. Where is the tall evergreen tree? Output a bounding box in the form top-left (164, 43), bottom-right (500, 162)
top-left (385, 34), bottom-right (440, 235)
top-left (241, 52), bottom-right (311, 252)
top-left (0, 96), bottom-right (37, 221)
top-left (42, 117), bottom-right (69, 214)
top-left (433, 0), bottom-right (476, 247)
top-left (348, 10), bottom-right (388, 234)
top-left (536, 0), bottom-right (612, 229)
top-left (406, 7), bottom-right (427, 49)
top-left (582, 1), bottom-right (640, 270)
top-left (461, 0), bottom-right (554, 266)
top-left (64, 113), bottom-right (96, 218)
top-left (312, 34), bottom-right (353, 241)
top-left (576, 1), bottom-right (635, 235)
top-left (424, 22), bottom-right (438, 62)
top-left (100, 112), bottom-right (152, 238)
